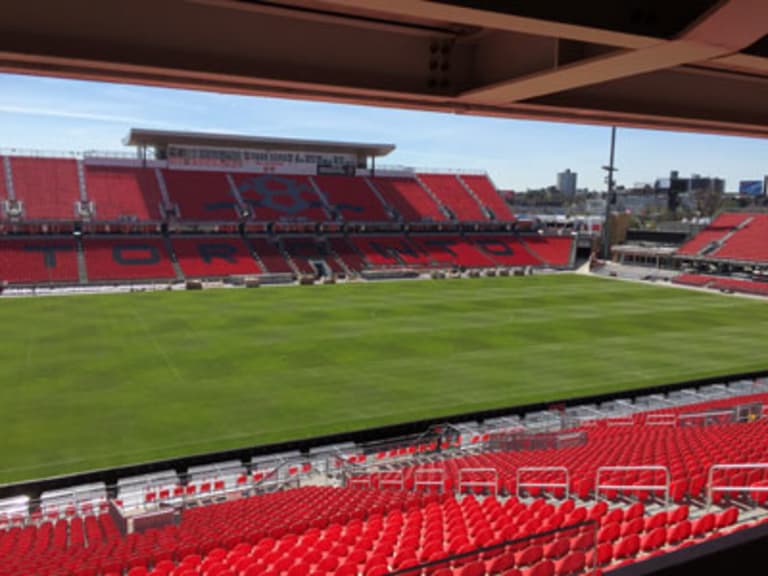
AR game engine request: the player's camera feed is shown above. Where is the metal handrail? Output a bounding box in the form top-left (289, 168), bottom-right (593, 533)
top-left (646, 413), bottom-right (678, 426)
top-left (596, 465), bottom-right (671, 506)
top-left (706, 463), bottom-right (768, 508)
top-left (413, 467), bottom-right (445, 493)
top-left (457, 467), bottom-right (498, 496)
top-left (516, 466), bottom-right (570, 499)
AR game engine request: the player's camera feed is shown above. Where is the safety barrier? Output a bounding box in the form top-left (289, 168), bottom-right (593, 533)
top-left (596, 465), bottom-right (671, 506)
top-left (706, 463), bottom-right (768, 508)
top-left (458, 467), bottom-right (498, 496)
top-left (516, 466), bottom-right (570, 499)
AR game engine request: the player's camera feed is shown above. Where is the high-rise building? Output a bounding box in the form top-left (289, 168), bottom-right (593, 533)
top-left (556, 169), bottom-right (577, 196)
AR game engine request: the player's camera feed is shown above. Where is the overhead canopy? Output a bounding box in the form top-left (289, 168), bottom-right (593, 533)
top-left (125, 129), bottom-right (395, 158)
top-left (3, 1), bottom-right (768, 137)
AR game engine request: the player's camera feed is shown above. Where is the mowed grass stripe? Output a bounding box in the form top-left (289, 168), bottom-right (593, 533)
top-left (1, 274), bottom-right (767, 483)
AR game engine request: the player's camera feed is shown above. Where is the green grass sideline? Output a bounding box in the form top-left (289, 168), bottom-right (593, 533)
top-left (1, 274), bottom-right (767, 483)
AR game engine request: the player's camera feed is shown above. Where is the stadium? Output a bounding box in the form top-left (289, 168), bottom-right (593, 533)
top-left (3, 2), bottom-right (768, 576)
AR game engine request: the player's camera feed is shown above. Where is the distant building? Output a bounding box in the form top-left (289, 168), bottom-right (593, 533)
top-left (556, 169), bottom-right (577, 197)
top-left (654, 170), bottom-right (725, 194)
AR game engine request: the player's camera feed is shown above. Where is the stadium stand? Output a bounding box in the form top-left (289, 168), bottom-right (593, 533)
top-left (467, 236), bottom-right (543, 267)
top-left (523, 237), bottom-right (573, 267)
top-left (162, 170), bottom-right (240, 222)
top-left (350, 236), bottom-right (432, 267)
top-left (328, 237), bottom-right (367, 273)
top-left (233, 174), bottom-right (329, 222)
top-left (247, 237), bottom-right (295, 274)
top-left (281, 237), bottom-right (345, 276)
top-left (459, 175), bottom-right (515, 221)
top-left (410, 236), bottom-right (497, 268)
top-left (709, 214), bottom-right (768, 262)
top-left (418, 174), bottom-right (487, 221)
top-left (673, 274), bottom-right (768, 297)
top-left (83, 237), bottom-right (176, 281)
top-left (0, 237), bottom-right (80, 284)
top-left (370, 177), bottom-right (447, 222)
top-left (172, 237), bottom-right (261, 278)
top-left (9, 157), bottom-right (82, 221)
top-left (313, 176), bottom-right (391, 222)
top-left (85, 166), bottom-right (165, 222)
top-left (4, 389), bottom-right (767, 576)
top-left (676, 213), bottom-right (752, 256)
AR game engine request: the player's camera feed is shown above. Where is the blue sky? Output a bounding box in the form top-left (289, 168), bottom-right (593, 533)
top-left (1, 73), bottom-right (766, 191)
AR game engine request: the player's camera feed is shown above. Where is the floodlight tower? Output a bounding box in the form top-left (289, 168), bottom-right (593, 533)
top-left (601, 126), bottom-right (618, 260)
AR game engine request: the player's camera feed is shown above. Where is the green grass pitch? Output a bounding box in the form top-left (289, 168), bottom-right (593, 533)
top-left (2, 273), bottom-right (768, 484)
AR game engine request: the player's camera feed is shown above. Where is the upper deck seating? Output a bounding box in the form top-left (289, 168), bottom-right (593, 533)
top-left (460, 174), bottom-right (515, 221)
top-left (0, 237), bottom-right (79, 284)
top-left (418, 174), bottom-right (486, 221)
top-left (9, 157), bottom-right (81, 220)
top-left (233, 174), bottom-right (329, 222)
top-left (371, 177), bottom-right (446, 222)
top-left (172, 237), bottom-right (261, 278)
top-left (710, 215), bottom-right (768, 262)
top-left (676, 213), bottom-right (751, 256)
top-left (85, 166), bottom-right (164, 222)
top-left (83, 237), bottom-right (176, 281)
top-left (162, 170), bottom-right (240, 222)
top-left (313, 176), bottom-right (391, 221)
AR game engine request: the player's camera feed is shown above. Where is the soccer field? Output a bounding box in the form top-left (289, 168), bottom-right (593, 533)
top-left (2, 274), bottom-right (768, 484)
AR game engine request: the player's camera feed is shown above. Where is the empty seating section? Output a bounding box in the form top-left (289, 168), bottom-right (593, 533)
top-left (281, 238), bottom-right (344, 275)
top-left (676, 213), bottom-right (750, 256)
top-left (351, 236), bottom-right (431, 267)
top-left (523, 237), bottom-right (572, 267)
top-left (329, 237), bottom-right (367, 272)
top-left (248, 238), bottom-right (294, 274)
top-left (0, 238), bottom-right (79, 284)
top-left (85, 166), bottom-right (164, 222)
top-left (710, 214), bottom-right (768, 262)
top-left (233, 174), bottom-right (328, 222)
top-left (410, 236), bottom-right (496, 268)
top-left (709, 276), bottom-right (768, 296)
top-left (672, 274), bottom-right (715, 287)
top-left (467, 236), bottom-right (542, 267)
top-left (460, 175), bottom-right (515, 221)
top-left (673, 274), bottom-right (768, 296)
top-left (371, 177), bottom-right (446, 222)
top-left (313, 176), bottom-right (390, 221)
top-left (10, 157), bottom-right (81, 220)
top-left (172, 237), bottom-right (261, 278)
top-left (162, 171), bottom-right (239, 221)
top-left (84, 238), bottom-right (176, 281)
top-left (419, 174), bottom-right (486, 221)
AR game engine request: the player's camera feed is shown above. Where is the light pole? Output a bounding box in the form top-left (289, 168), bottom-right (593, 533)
top-left (601, 126), bottom-right (618, 260)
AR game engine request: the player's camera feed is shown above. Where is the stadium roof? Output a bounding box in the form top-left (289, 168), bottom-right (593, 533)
top-left (125, 129), bottom-right (395, 157)
top-left (3, 1), bottom-right (768, 137)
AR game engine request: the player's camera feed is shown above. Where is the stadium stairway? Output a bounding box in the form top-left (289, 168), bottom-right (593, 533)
top-left (163, 236), bottom-right (186, 281)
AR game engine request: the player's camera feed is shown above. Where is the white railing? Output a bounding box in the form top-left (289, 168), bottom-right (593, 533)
top-left (413, 467), bottom-right (446, 493)
top-left (596, 465), bottom-right (671, 506)
top-left (458, 467), bottom-right (498, 496)
top-left (516, 466), bottom-right (570, 499)
top-left (646, 413), bottom-right (678, 426)
top-left (706, 463), bottom-right (768, 508)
